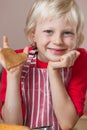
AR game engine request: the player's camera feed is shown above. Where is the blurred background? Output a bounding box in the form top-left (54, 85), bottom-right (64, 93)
top-left (0, 0), bottom-right (87, 49)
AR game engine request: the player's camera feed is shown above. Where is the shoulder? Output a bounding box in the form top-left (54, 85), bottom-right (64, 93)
top-left (71, 48), bottom-right (87, 88)
top-left (71, 48), bottom-right (87, 77)
top-left (71, 47), bottom-right (87, 90)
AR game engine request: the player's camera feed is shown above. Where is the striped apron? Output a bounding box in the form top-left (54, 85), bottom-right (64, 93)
top-left (21, 49), bottom-right (71, 130)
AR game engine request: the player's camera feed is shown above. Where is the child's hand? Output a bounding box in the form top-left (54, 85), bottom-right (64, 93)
top-left (48, 50), bottom-right (80, 69)
top-left (0, 36), bottom-right (28, 74)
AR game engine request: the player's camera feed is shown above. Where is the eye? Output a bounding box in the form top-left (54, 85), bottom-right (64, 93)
top-left (64, 31), bottom-right (74, 36)
top-left (43, 30), bottom-right (53, 35)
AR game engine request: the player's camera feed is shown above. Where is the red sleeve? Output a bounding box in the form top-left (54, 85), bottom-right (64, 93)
top-left (68, 48), bottom-right (87, 116)
top-left (0, 69), bottom-right (7, 117)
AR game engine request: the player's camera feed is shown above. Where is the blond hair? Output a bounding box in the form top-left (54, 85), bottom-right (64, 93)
top-left (25, 0), bottom-right (84, 47)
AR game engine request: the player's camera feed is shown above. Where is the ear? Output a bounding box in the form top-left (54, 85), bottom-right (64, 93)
top-left (26, 29), bottom-right (35, 43)
top-left (32, 30), bottom-right (36, 42)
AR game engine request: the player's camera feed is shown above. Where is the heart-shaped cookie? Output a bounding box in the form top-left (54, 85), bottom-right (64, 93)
top-left (1, 48), bottom-right (27, 70)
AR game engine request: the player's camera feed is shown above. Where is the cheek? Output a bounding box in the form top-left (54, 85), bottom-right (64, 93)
top-left (64, 38), bottom-right (76, 48)
top-left (35, 34), bottom-right (50, 44)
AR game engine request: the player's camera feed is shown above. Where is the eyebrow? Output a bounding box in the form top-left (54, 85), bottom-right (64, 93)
top-left (63, 27), bottom-right (75, 32)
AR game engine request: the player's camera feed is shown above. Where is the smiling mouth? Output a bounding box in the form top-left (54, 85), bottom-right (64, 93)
top-left (48, 48), bottom-right (67, 55)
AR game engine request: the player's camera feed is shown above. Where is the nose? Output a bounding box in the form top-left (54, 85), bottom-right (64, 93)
top-left (53, 34), bottom-right (63, 45)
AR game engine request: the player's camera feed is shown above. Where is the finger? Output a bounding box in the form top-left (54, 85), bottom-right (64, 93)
top-left (75, 51), bottom-right (80, 58)
top-left (23, 46), bottom-right (29, 55)
top-left (3, 35), bottom-right (9, 48)
top-left (59, 54), bottom-right (74, 67)
top-left (71, 50), bottom-right (80, 62)
top-left (49, 60), bottom-right (67, 68)
top-left (9, 64), bottom-right (23, 72)
top-left (69, 50), bottom-right (80, 66)
top-left (68, 50), bottom-right (80, 61)
top-left (72, 50), bottom-right (80, 57)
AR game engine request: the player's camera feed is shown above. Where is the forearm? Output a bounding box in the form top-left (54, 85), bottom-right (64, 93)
top-left (1, 73), bottom-right (23, 125)
top-left (48, 66), bottom-right (79, 129)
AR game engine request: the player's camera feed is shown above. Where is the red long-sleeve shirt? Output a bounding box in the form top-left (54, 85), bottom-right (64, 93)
top-left (0, 47), bottom-right (87, 129)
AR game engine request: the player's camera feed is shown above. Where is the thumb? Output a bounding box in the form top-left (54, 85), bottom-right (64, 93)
top-left (75, 50), bottom-right (80, 58)
top-left (23, 46), bottom-right (29, 55)
top-left (3, 35), bottom-right (9, 48)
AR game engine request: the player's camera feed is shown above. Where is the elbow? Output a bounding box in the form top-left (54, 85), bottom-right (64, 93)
top-left (2, 105), bottom-right (23, 125)
top-left (60, 124), bottom-right (74, 130)
top-left (1, 116), bottom-right (23, 125)
top-left (59, 120), bottom-right (77, 130)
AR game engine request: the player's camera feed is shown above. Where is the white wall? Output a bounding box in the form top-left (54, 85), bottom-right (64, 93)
top-left (76, 0), bottom-right (87, 49)
top-left (0, 0), bottom-right (87, 49)
top-left (0, 0), bottom-right (35, 49)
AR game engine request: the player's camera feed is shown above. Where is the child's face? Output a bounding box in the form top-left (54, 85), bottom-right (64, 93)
top-left (33, 16), bottom-right (77, 62)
